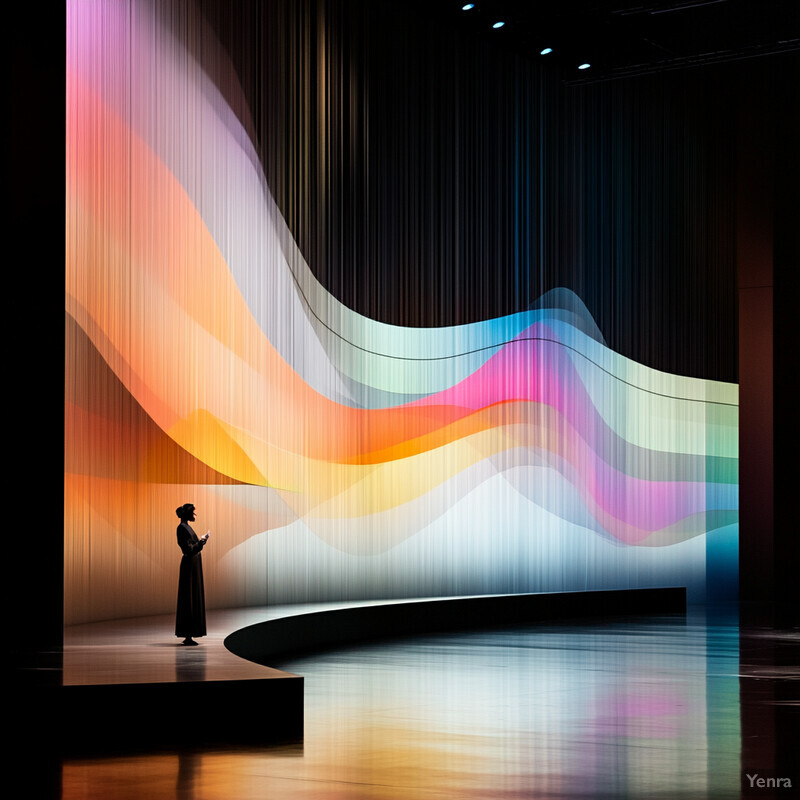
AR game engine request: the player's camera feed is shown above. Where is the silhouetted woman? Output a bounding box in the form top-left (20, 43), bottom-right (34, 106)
top-left (175, 503), bottom-right (210, 645)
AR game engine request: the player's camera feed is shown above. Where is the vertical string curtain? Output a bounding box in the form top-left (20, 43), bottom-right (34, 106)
top-left (65, 0), bottom-right (738, 624)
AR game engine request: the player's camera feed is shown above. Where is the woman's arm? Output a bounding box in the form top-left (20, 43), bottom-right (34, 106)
top-left (177, 526), bottom-right (207, 556)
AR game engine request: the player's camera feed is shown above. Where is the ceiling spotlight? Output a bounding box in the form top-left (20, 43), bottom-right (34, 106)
top-left (540, 47), bottom-right (553, 55)
top-left (461, 3), bottom-right (475, 9)
top-left (492, 21), bottom-right (505, 29)
top-left (578, 62), bottom-right (591, 69)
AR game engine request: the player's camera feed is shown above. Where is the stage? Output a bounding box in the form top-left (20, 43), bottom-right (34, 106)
top-left (61, 589), bottom-right (686, 751)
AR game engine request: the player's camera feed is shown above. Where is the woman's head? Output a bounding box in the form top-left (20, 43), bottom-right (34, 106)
top-left (176, 503), bottom-right (196, 521)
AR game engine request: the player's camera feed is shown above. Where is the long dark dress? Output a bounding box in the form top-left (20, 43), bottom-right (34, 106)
top-left (175, 522), bottom-right (207, 638)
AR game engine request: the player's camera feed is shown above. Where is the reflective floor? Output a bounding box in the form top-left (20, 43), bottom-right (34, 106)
top-left (60, 606), bottom-right (798, 800)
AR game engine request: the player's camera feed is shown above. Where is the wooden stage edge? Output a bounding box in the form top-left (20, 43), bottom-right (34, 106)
top-left (60, 588), bottom-right (686, 753)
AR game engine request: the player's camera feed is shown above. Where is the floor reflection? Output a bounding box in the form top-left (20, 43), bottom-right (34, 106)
top-left (62, 608), bottom-right (755, 799)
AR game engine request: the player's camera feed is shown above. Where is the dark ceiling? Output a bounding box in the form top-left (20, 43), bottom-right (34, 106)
top-left (439, 0), bottom-right (800, 82)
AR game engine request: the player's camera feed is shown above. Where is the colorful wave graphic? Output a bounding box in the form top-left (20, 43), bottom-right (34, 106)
top-left (65, 0), bottom-right (737, 623)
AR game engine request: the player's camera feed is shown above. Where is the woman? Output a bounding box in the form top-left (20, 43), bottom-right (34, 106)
top-left (175, 503), bottom-right (210, 645)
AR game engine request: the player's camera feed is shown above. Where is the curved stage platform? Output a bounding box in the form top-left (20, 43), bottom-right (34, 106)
top-left (62, 588), bottom-right (685, 752)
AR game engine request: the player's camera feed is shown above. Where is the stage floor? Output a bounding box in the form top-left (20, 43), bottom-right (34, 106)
top-left (63, 604), bottom-right (319, 686)
top-left (56, 602), bottom-right (798, 800)
top-left (62, 597), bottom-right (487, 685)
